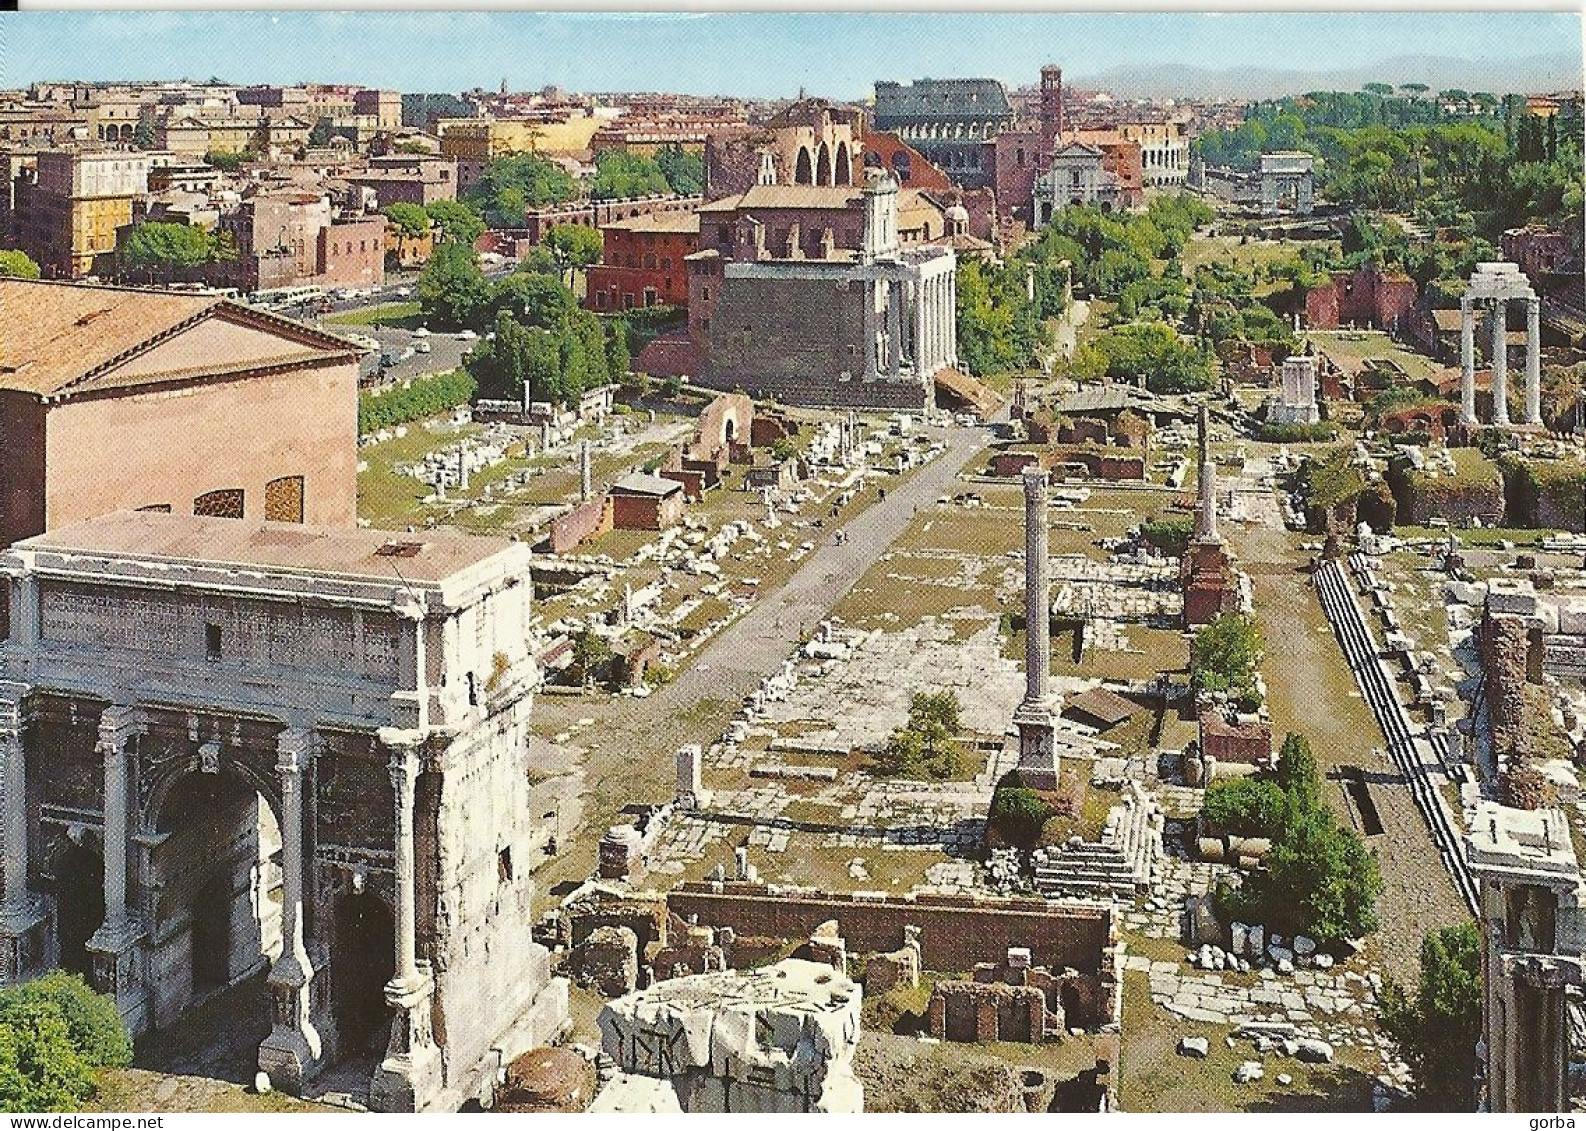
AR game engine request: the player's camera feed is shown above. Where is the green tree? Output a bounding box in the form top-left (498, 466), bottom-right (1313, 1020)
top-left (605, 320), bottom-right (631, 379)
top-left (1378, 921), bottom-right (1482, 1111)
top-left (464, 154), bottom-right (577, 227)
top-left (424, 200), bottom-right (485, 247)
top-left (910, 691), bottom-right (962, 734)
top-left (130, 111), bottom-right (157, 150)
top-left (0, 250), bottom-right (41, 280)
top-left (1201, 776), bottom-right (1292, 838)
top-left (1189, 614), bottom-right (1264, 706)
top-left (383, 202), bottom-right (431, 239)
top-left (654, 145), bottom-right (704, 196)
top-left (1262, 807), bottom-right (1382, 943)
top-left (570, 630), bottom-right (614, 688)
top-left (590, 149), bottom-right (671, 201)
top-left (541, 223), bottom-right (603, 286)
top-left (1274, 732), bottom-right (1322, 814)
top-left (120, 221), bottom-right (219, 278)
top-left (204, 149), bottom-right (250, 172)
top-left (416, 242), bottom-right (491, 329)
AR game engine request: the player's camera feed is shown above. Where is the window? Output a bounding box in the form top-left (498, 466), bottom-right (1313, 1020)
top-left (205, 623), bottom-right (223, 661)
top-left (137, 503), bottom-right (172, 513)
top-left (701, 287), bottom-right (710, 302)
top-left (265, 475), bottom-right (305, 523)
top-left (194, 488), bottom-right (245, 519)
top-left (498, 846), bottom-right (514, 883)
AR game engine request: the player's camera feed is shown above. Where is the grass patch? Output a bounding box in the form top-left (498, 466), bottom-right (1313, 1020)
top-left (326, 301), bottom-right (424, 328)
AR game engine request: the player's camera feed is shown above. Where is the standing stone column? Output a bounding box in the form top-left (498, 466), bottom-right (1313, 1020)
top-left (369, 739), bottom-right (442, 1112)
top-left (1460, 294), bottom-right (1477, 425)
top-left (259, 727), bottom-right (327, 1094)
top-left (1013, 467), bottom-right (1060, 791)
top-left (87, 705), bottom-right (146, 1032)
top-left (1492, 301), bottom-right (1511, 427)
top-left (887, 281), bottom-right (904, 380)
top-left (1526, 296), bottom-right (1543, 427)
top-left (1196, 403), bottom-right (1220, 544)
top-left (0, 682), bottom-right (42, 987)
top-left (579, 440), bottom-right (592, 503)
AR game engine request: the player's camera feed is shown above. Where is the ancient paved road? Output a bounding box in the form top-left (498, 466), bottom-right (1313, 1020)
top-left (534, 420), bottom-right (995, 891)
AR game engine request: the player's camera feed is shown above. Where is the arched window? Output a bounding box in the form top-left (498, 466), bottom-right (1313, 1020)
top-left (816, 142), bottom-right (832, 185)
top-left (194, 488), bottom-right (245, 519)
top-left (794, 146), bottom-right (813, 185)
top-left (834, 142), bottom-right (851, 186)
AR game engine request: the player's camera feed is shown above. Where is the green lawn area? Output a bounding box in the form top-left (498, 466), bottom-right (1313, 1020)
top-left (356, 420), bottom-right (484, 528)
top-left (1307, 330), bottom-right (1442, 382)
top-left (325, 301), bottom-right (424, 329)
top-left (1178, 235), bottom-right (1340, 278)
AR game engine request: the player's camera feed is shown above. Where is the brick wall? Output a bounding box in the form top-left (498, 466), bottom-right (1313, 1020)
top-left (544, 497), bottom-right (613, 554)
top-left (667, 884), bottom-right (1113, 974)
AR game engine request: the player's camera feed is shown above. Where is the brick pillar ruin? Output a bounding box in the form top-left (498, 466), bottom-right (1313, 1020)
top-left (1013, 466), bottom-right (1060, 790)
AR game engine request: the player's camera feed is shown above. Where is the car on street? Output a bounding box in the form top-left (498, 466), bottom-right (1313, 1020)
top-left (456, 329), bottom-right (479, 341)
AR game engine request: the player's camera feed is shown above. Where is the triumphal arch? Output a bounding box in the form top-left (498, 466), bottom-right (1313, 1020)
top-left (0, 511), bottom-right (567, 1110)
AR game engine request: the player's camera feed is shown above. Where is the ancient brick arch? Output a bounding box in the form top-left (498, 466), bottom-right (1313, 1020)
top-left (834, 142), bottom-right (852, 185)
top-left (816, 142), bottom-right (832, 186)
top-left (794, 146), bottom-right (813, 184)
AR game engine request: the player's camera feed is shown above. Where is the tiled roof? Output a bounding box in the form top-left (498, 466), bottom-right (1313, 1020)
top-left (697, 185), bottom-right (861, 213)
top-left (602, 211), bottom-right (701, 234)
top-left (0, 279), bottom-right (358, 398)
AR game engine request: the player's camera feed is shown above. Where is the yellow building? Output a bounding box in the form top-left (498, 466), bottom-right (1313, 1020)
top-left (17, 150), bottom-right (151, 277)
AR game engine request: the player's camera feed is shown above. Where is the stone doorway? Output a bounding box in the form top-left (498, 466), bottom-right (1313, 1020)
top-left (330, 892), bottom-right (394, 1060)
top-left (146, 772), bottom-right (283, 1030)
top-left (51, 839), bottom-right (104, 979)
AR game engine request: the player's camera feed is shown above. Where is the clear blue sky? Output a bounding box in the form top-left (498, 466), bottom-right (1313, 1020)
top-left (3, 11), bottom-right (1579, 99)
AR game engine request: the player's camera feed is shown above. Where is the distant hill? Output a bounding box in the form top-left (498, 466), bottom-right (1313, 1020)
top-left (1072, 53), bottom-right (1583, 101)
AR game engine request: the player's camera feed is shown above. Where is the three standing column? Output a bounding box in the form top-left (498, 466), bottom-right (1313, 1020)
top-left (1492, 302), bottom-right (1511, 428)
top-left (1460, 295), bottom-right (1478, 425)
top-left (1525, 296), bottom-right (1543, 427)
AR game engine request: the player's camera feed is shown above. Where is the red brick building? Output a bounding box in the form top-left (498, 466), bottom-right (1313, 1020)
top-left (859, 132), bottom-right (952, 191)
top-left (1304, 264), bottom-right (1418, 331)
top-left (608, 472), bottom-right (685, 530)
top-left (585, 211), bottom-right (700, 312)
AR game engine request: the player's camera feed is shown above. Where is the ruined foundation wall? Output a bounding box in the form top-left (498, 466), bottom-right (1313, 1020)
top-left (667, 884), bottom-right (1113, 974)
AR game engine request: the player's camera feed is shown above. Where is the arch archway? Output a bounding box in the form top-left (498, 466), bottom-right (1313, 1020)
top-left (145, 770), bottom-right (283, 1028)
top-left (793, 147), bottom-right (813, 185)
top-left (834, 142), bottom-right (851, 186)
top-left (816, 143), bottom-right (832, 186)
top-left (331, 892), bottom-right (394, 1059)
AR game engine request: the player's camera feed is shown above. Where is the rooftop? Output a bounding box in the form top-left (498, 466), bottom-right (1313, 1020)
top-left (15, 510), bottom-right (516, 586)
top-left (610, 472), bottom-right (684, 498)
top-left (0, 279), bottom-right (358, 399)
top-left (601, 210), bottom-right (701, 235)
top-left (698, 184), bottom-right (861, 214)
top-left (1468, 801), bottom-right (1581, 883)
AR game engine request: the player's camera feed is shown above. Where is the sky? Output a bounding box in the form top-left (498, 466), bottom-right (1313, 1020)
top-left (1, 11), bottom-right (1580, 100)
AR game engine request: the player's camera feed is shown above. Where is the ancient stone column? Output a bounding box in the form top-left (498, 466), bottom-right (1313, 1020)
top-left (1526, 296), bottom-right (1543, 427)
top-left (1197, 404), bottom-right (1220, 544)
top-left (887, 281), bottom-right (904, 380)
top-left (87, 704), bottom-right (146, 1032)
top-left (1492, 301), bottom-right (1511, 427)
top-left (0, 683), bottom-right (39, 987)
top-left (580, 440), bottom-right (592, 503)
top-left (1013, 467), bottom-right (1059, 790)
top-left (388, 745), bottom-right (421, 990)
top-left (369, 738), bottom-right (442, 1112)
top-left (1460, 294), bottom-right (1477, 424)
top-left (259, 727), bottom-right (325, 1093)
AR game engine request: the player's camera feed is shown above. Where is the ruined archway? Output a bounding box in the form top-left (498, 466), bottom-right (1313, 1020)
top-left (330, 891), bottom-right (394, 1060)
top-left (145, 770), bottom-right (283, 1028)
top-left (816, 143), bottom-right (832, 186)
top-left (794, 146), bottom-right (813, 185)
top-left (834, 142), bottom-right (851, 185)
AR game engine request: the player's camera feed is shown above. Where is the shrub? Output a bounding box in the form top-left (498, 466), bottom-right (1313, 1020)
top-left (989, 771), bottom-right (1051, 847)
top-left (1201, 776), bottom-right (1292, 838)
top-left (1378, 921), bottom-right (1482, 1111)
top-left (1254, 421), bottom-right (1338, 444)
top-left (1139, 516), bottom-right (1194, 557)
top-left (1189, 614), bottom-right (1264, 708)
top-left (358, 370), bottom-right (477, 435)
top-left (0, 972), bottom-right (130, 1113)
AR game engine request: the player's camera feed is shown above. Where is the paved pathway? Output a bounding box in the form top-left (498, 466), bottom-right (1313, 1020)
top-left (534, 421), bottom-right (995, 892)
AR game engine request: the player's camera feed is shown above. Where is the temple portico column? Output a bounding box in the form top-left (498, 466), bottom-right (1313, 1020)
top-left (1460, 294), bottom-right (1477, 425)
top-left (369, 737), bottom-right (441, 1112)
top-left (1492, 301), bottom-right (1511, 427)
top-left (87, 705), bottom-right (147, 1032)
top-left (1525, 296), bottom-right (1543, 427)
top-left (259, 727), bottom-right (328, 1094)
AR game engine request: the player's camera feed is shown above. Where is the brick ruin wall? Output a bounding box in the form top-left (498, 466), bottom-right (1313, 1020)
top-left (544, 497), bottom-right (613, 554)
top-left (666, 884), bottom-right (1114, 975)
top-left (1482, 611), bottom-right (1533, 771)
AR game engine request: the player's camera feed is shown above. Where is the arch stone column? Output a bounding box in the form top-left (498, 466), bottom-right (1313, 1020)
top-left (259, 726), bottom-right (332, 1095)
top-left (0, 682), bottom-right (44, 988)
top-left (86, 704), bottom-right (148, 1033)
top-left (368, 736), bottom-right (442, 1113)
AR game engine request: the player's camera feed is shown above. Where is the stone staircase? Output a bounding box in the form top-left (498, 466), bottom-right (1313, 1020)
top-left (1030, 782), bottom-right (1164, 901)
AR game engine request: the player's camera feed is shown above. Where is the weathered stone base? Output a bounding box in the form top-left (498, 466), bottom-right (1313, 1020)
top-left (1014, 699), bottom-right (1061, 792)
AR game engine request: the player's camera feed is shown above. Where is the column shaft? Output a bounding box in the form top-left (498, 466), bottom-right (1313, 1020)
top-left (275, 730), bottom-right (312, 969)
top-left (1526, 297), bottom-right (1543, 426)
top-left (1492, 301), bottom-right (1510, 427)
top-left (0, 689), bottom-right (27, 921)
top-left (388, 747), bottom-right (420, 987)
top-left (1460, 296), bottom-right (1477, 424)
top-left (96, 707), bottom-right (138, 936)
top-left (1023, 468), bottom-right (1051, 703)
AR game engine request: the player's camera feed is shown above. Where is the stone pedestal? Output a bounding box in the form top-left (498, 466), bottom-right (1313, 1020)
top-left (1014, 699), bottom-right (1062, 791)
top-left (368, 968), bottom-right (444, 1113)
top-left (258, 946), bottom-right (334, 1095)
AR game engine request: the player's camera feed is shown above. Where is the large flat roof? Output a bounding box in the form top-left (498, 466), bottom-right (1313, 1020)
top-left (17, 511), bottom-right (516, 585)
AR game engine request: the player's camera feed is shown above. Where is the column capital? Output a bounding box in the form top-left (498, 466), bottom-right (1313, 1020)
top-left (274, 727), bottom-right (318, 776)
top-left (95, 705), bottom-right (143, 753)
top-left (384, 740), bottom-right (422, 790)
top-left (392, 593), bottom-right (427, 622)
